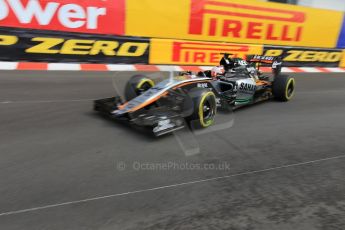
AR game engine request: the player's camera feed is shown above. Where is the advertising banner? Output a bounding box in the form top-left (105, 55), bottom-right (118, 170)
top-left (149, 38), bottom-right (262, 65)
top-left (0, 27), bottom-right (149, 64)
top-left (0, 0), bottom-right (125, 35)
top-left (340, 50), bottom-right (345, 68)
top-left (263, 46), bottom-right (343, 67)
top-left (126, 0), bottom-right (343, 48)
top-left (337, 15), bottom-right (345, 48)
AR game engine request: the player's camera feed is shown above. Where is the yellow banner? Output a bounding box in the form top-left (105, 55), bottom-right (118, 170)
top-left (340, 50), bottom-right (345, 67)
top-left (150, 38), bottom-right (263, 65)
top-left (126, 0), bottom-right (343, 48)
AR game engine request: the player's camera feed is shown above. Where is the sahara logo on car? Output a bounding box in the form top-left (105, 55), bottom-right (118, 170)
top-left (188, 0), bottom-right (305, 41)
top-left (0, 0), bottom-right (125, 35)
top-left (239, 83), bottom-right (256, 93)
top-left (172, 41), bottom-right (250, 64)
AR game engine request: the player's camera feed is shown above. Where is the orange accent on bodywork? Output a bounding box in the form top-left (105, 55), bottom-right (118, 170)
top-left (117, 102), bottom-right (128, 110)
top-left (256, 80), bottom-right (271, 86)
top-left (127, 92), bottom-right (169, 113)
top-left (126, 79), bottom-right (211, 113)
top-left (172, 80), bottom-right (212, 89)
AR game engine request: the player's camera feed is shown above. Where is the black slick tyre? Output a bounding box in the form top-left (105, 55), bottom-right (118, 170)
top-left (187, 88), bottom-right (217, 128)
top-left (124, 75), bottom-right (155, 101)
top-left (273, 75), bottom-right (295, 102)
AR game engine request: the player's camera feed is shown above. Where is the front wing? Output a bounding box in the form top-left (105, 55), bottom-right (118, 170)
top-left (94, 97), bottom-right (186, 136)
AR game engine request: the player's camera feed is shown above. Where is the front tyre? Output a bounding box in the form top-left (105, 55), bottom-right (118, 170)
top-left (187, 88), bottom-right (217, 128)
top-left (273, 75), bottom-right (295, 102)
top-left (124, 75), bottom-right (155, 101)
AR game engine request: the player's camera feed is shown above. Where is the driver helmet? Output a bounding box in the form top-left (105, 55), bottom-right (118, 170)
top-left (211, 66), bottom-right (224, 78)
top-left (223, 53), bottom-right (233, 62)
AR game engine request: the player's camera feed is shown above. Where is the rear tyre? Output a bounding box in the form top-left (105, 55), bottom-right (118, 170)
top-left (273, 75), bottom-right (295, 101)
top-left (187, 88), bottom-right (217, 128)
top-left (125, 75), bottom-right (155, 101)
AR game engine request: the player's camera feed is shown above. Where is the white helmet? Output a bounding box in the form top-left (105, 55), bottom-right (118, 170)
top-left (211, 66), bottom-right (224, 77)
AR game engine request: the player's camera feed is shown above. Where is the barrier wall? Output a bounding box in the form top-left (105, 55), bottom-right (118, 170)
top-left (262, 45), bottom-right (343, 67)
top-left (0, 28), bottom-right (149, 64)
top-left (337, 15), bottom-right (345, 48)
top-left (1, 27), bottom-right (343, 67)
top-left (0, 0), bottom-right (344, 48)
top-left (0, 0), bottom-right (345, 67)
top-left (0, 0), bottom-right (125, 35)
top-left (149, 38), bottom-right (343, 67)
top-left (126, 0), bottom-right (343, 48)
top-left (341, 50), bottom-right (345, 67)
top-left (149, 39), bottom-right (263, 66)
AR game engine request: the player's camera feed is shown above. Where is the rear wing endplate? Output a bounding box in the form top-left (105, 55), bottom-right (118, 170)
top-left (247, 55), bottom-right (282, 76)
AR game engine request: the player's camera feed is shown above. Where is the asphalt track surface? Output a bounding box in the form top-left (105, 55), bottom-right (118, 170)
top-left (0, 70), bottom-right (345, 230)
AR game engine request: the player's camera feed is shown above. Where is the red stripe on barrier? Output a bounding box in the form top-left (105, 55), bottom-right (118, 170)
top-left (17, 62), bottom-right (48, 70)
top-left (134, 65), bottom-right (160, 71)
top-left (288, 67), bottom-right (304, 72)
top-left (80, 64), bottom-right (108, 71)
top-left (179, 66), bottom-right (203, 71)
top-left (259, 67), bottom-right (271, 73)
top-left (315, 67), bottom-right (331, 72)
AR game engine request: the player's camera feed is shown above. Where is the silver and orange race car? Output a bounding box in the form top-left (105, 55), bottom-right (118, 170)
top-left (94, 55), bottom-right (295, 136)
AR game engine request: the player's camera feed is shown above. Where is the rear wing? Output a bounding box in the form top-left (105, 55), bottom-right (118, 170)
top-left (247, 55), bottom-right (278, 64)
top-left (247, 55), bottom-right (282, 76)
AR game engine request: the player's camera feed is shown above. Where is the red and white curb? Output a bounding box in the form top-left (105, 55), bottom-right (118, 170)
top-left (1, 62), bottom-right (345, 73)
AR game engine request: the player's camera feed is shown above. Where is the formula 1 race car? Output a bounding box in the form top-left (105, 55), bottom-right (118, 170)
top-left (94, 55), bottom-right (295, 136)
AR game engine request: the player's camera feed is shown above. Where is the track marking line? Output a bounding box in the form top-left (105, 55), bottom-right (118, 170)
top-left (0, 154), bottom-right (344, 217)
